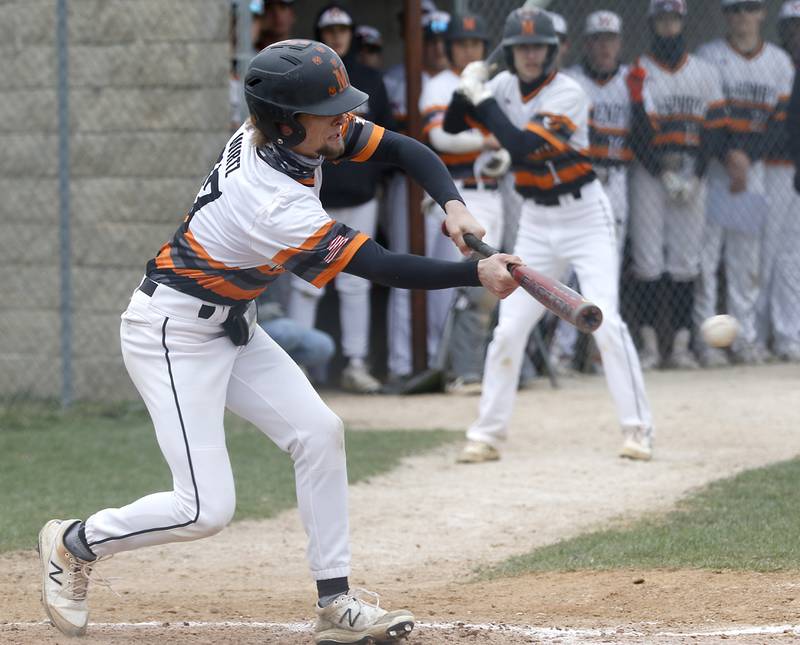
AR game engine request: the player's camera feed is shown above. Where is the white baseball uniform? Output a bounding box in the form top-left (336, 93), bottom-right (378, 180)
top-left (467, 71), bottom-right (653, 446)
top-left (760, 71), bottom-right (800, 357)
top-left (565, 63), bottom-right (633, 256)
top-left (694, 39), bottom-right (794, 355)
top-left (82, 117), bottom-right (386, 583)
top-left (629, 52), bottom-right (725, 283)
top-left (383, 64), bottom-right (439, 377)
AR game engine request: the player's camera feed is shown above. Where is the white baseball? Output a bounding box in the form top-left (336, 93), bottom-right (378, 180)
top-left (700, 315), bottom-right (739, 348)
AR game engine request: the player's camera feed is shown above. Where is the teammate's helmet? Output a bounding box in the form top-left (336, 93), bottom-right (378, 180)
top-left (445, 13), bottom-right (489, 63)
top-left (648, 0), bottom-right (687, 17)
top-left (446, 13), bottom-right (489, 43)
top-left (501, 8), bottom-right (559, 75)
top-left (244, 39), bottom-right (367, 148)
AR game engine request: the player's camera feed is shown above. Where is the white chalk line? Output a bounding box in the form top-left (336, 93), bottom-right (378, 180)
top-left (3, 620), bottom-right (800, 639)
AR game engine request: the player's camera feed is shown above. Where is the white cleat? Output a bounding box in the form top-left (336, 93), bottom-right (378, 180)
top-left (456, 440), bottom-right (500, 464)
top-left (341, 363), bottom-right (382, 394)
top-left (620, 426), bottom-right (653, 461)
top-left (38, 519), bottom-right (92, 636)
top-left (314, 588), bottom-right (414, 644)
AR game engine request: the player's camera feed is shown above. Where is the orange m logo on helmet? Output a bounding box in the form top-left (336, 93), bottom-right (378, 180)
top-left (522, 18), bottom-right (535, 34)
top-left (463, 16), bottom-right (476, 31)
top-left (332, 65), bottom-right (349, 93)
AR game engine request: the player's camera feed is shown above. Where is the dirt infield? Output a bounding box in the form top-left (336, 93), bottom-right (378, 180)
top-left (2, 363), bottom-right (799, 644)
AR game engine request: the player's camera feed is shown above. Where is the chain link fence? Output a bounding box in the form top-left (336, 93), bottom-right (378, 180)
top-left (2, 0), bottom-right (799, 404)
top-left (457, 0), bottom-right (800, 373)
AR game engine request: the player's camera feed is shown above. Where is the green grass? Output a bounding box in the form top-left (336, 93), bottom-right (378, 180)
top-left (0, 403), bottom-right (459, 553)
top-left (485, 458), bottom-right (800, 578)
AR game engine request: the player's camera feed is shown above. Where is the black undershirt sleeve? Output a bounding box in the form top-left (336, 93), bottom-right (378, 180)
top-left (473, 98), bottom-right (549, 163)
top-left (343, 238), bottom-right (480, 290)
top-left (368, 128), bottom-right (463, 209)
top-left (443, 90), bottom-right (474, 134)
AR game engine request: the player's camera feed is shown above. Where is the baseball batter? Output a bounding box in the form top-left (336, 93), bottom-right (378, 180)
top-left (627, 0), bottom-right (727, 371)
top-left (694, 0), bottom-right (794, 365)
top-left (445, 9), bottom-right (654, 463)
top-left (37, 40), bottom-right (519, 644)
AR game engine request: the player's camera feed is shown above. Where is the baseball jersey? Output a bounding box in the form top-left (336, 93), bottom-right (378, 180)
top-left (146, 115), bottom-right (385, 306)
top-left (486, 70), bottom-right (596, 200)
top-left (697, 39), bottom-right (794, 161)
top-left (384, 63), bottom-right (431, 134)
top-left (638, 53), bottom-right (726, 160)
top-left (565, 64), bottom-right (633, 168)
top-left (420, 68), bottom-right (496, 186)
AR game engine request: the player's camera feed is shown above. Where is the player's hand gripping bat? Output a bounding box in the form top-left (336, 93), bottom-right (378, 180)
top-left (464, 233), bottom-right (603, 334)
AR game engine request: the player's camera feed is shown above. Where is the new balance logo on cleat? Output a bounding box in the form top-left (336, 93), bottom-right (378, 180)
top-left (48, 561), bottom-right (63, 586)
top-left (339, 607), bottom-right (361, 628)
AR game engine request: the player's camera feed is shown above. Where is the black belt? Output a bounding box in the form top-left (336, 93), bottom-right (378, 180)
top-left (462, 182), bottom-right (499, 191)
top-left (138, 277), bottom-right (216, 319)
top-left (533, 187), bottom-right (582, 207)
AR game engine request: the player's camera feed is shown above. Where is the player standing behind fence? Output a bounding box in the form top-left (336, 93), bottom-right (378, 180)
top-left (383, 5), bottom-right (451, 382)
top-left (420, 12), bottom-right (510, 390)
top-left (566, 11), bottom-right (632, 257)
top-left (36, 40), bottom-right (520, 644)
top-left (756, 2), bottom-right (800, 362)
top-left (694, 0), bottom-right (794, 366)
top-left (626, 0), bottom-right (727, 371)
top-left (288, 4), bottom-right (393, 393)
top-left (444, 9), bottom-right (655, 463)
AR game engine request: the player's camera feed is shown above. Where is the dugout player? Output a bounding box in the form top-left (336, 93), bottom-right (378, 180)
top-left (420, 12), bottom-right (509, 388)
top-left (444, 9), bottom-right (654, 463)
top-left (383, 7), bottom-right (452, 382)
top-left (37, 40), bottom-right (520, 643)
top-left (756, 1), bottom-right (800, 362)
top-left (694, 0), bottom-right (794, 366)
top-left (627, 0), bottom-right (727, 371)
top-left (288, 4), bottom-right (393, 393)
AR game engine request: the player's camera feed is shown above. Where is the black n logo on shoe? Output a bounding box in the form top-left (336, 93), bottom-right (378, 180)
top-left (339, 607), bottom-right (361, 628)
top-left (49, 560), bottom-right (63, 586)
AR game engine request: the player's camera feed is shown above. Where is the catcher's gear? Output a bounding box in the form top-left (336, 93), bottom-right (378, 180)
top-left (244, 39), bottom-right (367, 148)
top-left (501, 8), bottom-right (559, 76)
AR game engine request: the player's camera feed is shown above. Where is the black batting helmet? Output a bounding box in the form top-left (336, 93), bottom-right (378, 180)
top-left (446, 13), bottom-right (489, 42)
top-left (501, 8), bottom-right (559, 75)
top-left (244, 39), bottom-right (368, 148)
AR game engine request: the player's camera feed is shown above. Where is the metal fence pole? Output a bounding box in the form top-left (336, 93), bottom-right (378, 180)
top-left (57, 0), bottom-right (72, 407)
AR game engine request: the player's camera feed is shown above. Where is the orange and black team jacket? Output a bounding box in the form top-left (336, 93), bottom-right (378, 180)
top-left (146, 115), bottom-right (464, 306)
top-left (444, 71), bottom-right (597, 202)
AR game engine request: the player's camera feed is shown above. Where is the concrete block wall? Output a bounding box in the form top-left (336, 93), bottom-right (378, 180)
top-left (0, 0), bottom-right (230, 401)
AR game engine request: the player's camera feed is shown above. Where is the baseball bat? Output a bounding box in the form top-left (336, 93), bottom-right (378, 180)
top-left (463, 233), bottom-right (603, 334)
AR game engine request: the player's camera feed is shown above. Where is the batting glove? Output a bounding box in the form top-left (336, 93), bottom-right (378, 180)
top-left (459, 61), bottom-right (492, 105)
top-left (626, 64), bottom-right (647, 103)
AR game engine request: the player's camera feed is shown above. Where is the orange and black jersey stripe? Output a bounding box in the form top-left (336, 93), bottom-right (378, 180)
top-left (147, 221), bottom-right (367, 306)
top-left (465, 97), bottom-right (596, 200)
top-left (587, 121), bottom-right (633, 167)
top-left (421, 104), bottom-right (498, 187)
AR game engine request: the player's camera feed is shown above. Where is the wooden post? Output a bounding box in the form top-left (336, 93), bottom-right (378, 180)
top-left (403, 0), bottom-right (427, 373)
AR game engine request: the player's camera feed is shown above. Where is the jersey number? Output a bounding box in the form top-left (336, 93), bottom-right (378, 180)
top-left (185, 161), bottom-right (222, 226)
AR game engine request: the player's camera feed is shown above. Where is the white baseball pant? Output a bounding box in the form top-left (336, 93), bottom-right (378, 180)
top-left (629, 163), bottom-right (705, 282)
top-left (757, 164), bottom-right (800, 355)
top-left (468, 180), bottom-right (653, 445)
top-left (84, 283), bottom-right (351, 581)
top-left (694, 161), bottom-right (764, 352)
top-left (288, 199), bottom-right (378, 361)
